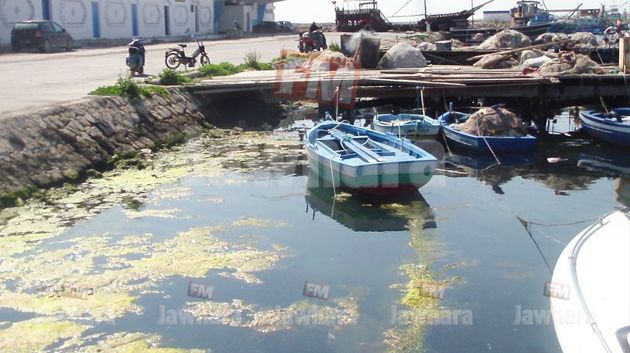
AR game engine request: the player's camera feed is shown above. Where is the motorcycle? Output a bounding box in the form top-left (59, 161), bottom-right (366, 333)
top-left (126, 38), bottom-right (145, 75)
top-left (164, 40), bottom-right (210, 69)
top-left (298, 31), bottom-right (327, 53)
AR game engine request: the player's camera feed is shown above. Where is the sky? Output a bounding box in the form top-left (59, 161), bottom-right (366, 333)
top-left (275, 0), bottom-right (626, 23)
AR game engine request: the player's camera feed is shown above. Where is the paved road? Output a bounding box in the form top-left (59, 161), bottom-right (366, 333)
top-left (0, 34), bottom-right (338, 116)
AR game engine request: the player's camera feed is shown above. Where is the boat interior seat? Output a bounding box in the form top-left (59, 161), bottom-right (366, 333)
top-left (375, 150), bottom-right (396, 156)
top-left (339, 152), bottom-right (358, 159)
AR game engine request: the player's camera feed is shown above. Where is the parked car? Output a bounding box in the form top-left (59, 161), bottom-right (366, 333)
top-left (252, 21), bottom-right (294, 34)
top-left (11, 20), bottom-right (74, 52)
top-left (277, 21), bottom-right (294, 33)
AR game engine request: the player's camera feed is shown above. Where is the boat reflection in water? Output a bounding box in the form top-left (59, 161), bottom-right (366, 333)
top-left (305, 171), bottom-right (436, 232)
top-left (305, 170), bottom-right (465, 352)
top-left (444, 153), bottom-right (534, 194)
top-left (443, 134), bottom-right (630, 200)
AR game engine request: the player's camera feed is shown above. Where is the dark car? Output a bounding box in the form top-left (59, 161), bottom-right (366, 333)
top-left (252, 21), bottom-right (293, 34)
top-left (277, 21), bottom-right (294, 33)
top-left (11, 20), bottom-right (74, 52)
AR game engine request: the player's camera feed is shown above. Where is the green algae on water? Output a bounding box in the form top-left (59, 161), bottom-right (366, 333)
top-left (0, 318), bottom-right (88, 353)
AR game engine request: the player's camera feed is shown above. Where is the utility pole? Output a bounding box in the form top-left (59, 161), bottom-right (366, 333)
top-left (424, 0), bottom-right (431, 32)
top-left (471, 0), bottom-right (474, 27)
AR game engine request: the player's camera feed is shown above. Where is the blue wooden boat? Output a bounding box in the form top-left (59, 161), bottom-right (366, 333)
top-left (303, 121), bottom-right (438, 190)
top-left (579, 109), bottom-right (630, 147)
top-left (438, 111), bottom-right (537, 153)
top-left (373, 113), bottom-right (440, 138)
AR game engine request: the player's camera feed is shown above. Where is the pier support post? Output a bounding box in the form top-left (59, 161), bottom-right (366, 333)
top-left (620, 37), bottom-right (630, 74)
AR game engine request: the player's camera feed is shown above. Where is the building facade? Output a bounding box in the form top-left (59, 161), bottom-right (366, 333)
top-left (0, 0), bottom-right (278, 47)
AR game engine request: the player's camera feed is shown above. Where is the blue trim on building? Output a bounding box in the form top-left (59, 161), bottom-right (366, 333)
top-left (256, 4), bottom-right (265, 25)
top-left (42, 0), bottom-right (52, 20)
top-left (214, 0), bottom-right (225, 33)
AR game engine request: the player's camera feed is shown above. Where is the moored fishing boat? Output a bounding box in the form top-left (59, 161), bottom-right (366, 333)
top-left (372, 113), bottom-right (440, 138)
top-left (550, 209), bottom-right (630, 353)
top-left (438, 111), bottom-right (537, 153)
top-left (579, 108), bottom-right (630, 147)
top-left (303, 121), bottom-right (437, 191)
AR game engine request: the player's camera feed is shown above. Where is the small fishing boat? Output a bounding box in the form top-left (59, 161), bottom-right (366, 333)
top-left (303, 121), bottom-right (437, 191)
top-left (550, 209), bottom-right (630, 353)
top-left (373, 113), bottom-right (440, 138)
top-left (579, 108), bottom-right (630, 147)
top-left (438, 111), bottom-right (537, 153)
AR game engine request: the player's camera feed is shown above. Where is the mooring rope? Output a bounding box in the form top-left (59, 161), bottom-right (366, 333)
top-left (441, 126), bottom-right (453, 156)
top-left (420, 87), bottom-right (426, 117)
top-left (600, 96), bottom-right (610, 115)
top-left (516, 216), bottom-right (598, 227)
top-left (475, 118), bottom-right (501, 165)
top-left (329, 158), bottom-right (337, 198)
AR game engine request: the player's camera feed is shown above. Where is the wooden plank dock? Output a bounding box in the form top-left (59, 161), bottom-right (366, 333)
top-left (187, 65), bottom-right (630, 129)
top-left (189, 65), bottom-right (629, 103)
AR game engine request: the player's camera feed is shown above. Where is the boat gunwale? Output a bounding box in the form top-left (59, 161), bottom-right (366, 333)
top-left (580, 110), bottom-right (630, 129)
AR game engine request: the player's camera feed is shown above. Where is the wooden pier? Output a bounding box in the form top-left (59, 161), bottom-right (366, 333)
top-left (188, 65), bottom-right (630, 127)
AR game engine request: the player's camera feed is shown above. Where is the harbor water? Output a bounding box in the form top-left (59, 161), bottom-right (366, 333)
top-left (0, 116), bottom-right (627, 352)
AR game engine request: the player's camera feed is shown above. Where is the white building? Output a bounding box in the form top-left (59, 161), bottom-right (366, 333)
top-left (0, 0), bottom-right (279, 47)
top-left (217, 0), bottom-right (278, 33)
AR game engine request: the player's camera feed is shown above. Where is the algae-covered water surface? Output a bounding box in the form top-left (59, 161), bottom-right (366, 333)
top-left (0, 125), bottom-right (627, 353)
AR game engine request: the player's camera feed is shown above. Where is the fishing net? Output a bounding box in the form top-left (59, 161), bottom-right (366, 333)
top-left (378, 43), bottom-right (427, 69)
top-left (534, 32), bottom-right (569, 44)
top-left (538, 53), bottom-right (604, 75)
top-left (477, 29), bottom-right (531, 50)
top-left (297, 51), bottom-right (355, 72)
top-left (452, 107), bottom-right (528, 137)
top-left (519, 49), bottom-right (544, 63)
top-left (473, 53), bottom-right (518, 69)
top-left (569, 32), bottom-right (599, 48)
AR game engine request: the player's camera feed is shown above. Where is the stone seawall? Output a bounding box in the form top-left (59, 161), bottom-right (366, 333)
top-left (0, 88), bottom-right (209, 203)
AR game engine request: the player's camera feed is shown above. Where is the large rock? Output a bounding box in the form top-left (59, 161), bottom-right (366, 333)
top-left (478, 29), bottom-right (531, 50)
top-left (378, 43), bottom-right (427, 69)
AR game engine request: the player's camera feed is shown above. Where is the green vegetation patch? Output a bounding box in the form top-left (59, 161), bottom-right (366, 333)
top-left (0, 318), bottom-right (89, 353)
top-left (61, 332), bottom-right (206, 353)
top-left (199, 62), bottom-right (244, 77)
top-left (90, 76), bottom-right (167, 99)
top-left (328, 42), bottom-right (341, 52)
top-left (158, 68), bottom-right (192, 85)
